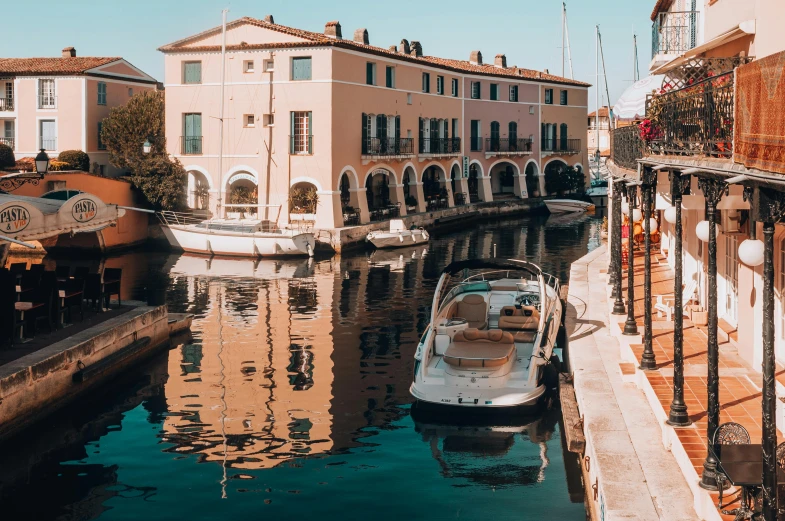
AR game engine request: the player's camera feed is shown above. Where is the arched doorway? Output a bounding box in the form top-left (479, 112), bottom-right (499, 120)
top-left (402, 166), bottom-right (417, 210)
top-left (544, 160), bottom-right (569, 195)
top-left (339, 171), bottom-right (361, 225)
top-left (187, 170), bottom-right (210, 211)
top-left (422, 165), bottom-right (448, 210)
top-left (450, 164), bottom-right (465, 205)
top-left (468, 164), bottom-right (480, 203)
top-left (289, 181), bottom-right (319, 217)
top-left (225, 171), bottom-right (258, 218)
top-left (489, 161), bottom-right (517, 196)
top-left (365, 169), bottom-right (395, 221)
top-left (525, 162), bottom-right (540, 197)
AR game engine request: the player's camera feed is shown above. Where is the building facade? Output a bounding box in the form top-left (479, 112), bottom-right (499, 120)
top-left (159, 16), bottom-right (589, 229)
top-left (587, 106), bottom-right (610, 157)
top-left (0, 48), bottom-right (158, 176)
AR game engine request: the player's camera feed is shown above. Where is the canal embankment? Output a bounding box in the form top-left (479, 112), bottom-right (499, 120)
top-left (0, 302), bottom-right (186, 443)
top-left (565, 245), bottom-right (699, 521)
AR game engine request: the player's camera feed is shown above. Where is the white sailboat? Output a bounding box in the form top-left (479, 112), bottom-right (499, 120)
top-left (157, 10), bottom-right (315, 258)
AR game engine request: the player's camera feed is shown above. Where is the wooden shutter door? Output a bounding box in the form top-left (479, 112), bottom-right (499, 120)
top-left (362, 113), bottom-right (368, 154)
top-left (395, 115), bottom-right (401, 154)
top-left (560, 123), bottom-right (567, 150)
top-left (307, 112), bottom-right (313, 154)
top-left (419, 117), bottom-right (424, 154)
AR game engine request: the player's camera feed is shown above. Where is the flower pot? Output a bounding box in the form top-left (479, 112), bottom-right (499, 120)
top-left (689, 305), bottom-right (708, 326)
top-left (407, 206), bottom-right (417, 213)
top-left (290, 213), bottom-right (316, 221)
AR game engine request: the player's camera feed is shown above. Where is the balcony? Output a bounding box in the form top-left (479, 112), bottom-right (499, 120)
top-left (542, 138), bottom-right (581, 155)
top-left (362, 137), bottom-right (414, 158)
top-left (0, 98), bottom-right (13, 111)
top-left (38, 95), bottom-right (57, 110)
top-left (289, 135), bottom-right (313, 155)
top-left (419, 137), bottom-right (461, 157)
top-left (652, 11), bottom-right (699, 59)
top-left (610, 125), bottom-right (644, 171)
top-left (647, 71), bottom-right (734, 159)
top-left (0, 137), bottom-right (14, 150)
top-left (485, 137), bottom-right (533, 156)
top-left (180, 136), bottom-right (203, 155)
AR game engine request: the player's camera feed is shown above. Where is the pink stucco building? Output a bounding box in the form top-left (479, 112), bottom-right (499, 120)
top-left (0, 48), bottom-right (158, 176)
top-left (159, 16), bottom-right (590, 229)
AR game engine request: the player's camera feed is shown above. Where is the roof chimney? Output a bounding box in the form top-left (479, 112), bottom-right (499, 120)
top-left (494, 54), bottom-right (507, 68)
top-left (543, 68), bottom-right (549, 75)
top-left (62, 47), bottom-right (76, 58)
top-left (354, 28), bottom-right (369, 45)
top-left (325, 21), bottom-right (342, 39)
top-left (410, 41), bottom-right (423, 57)
top-left (470, 50), bottom-right (482, 65)
top-left (388, 45), bottom-right (397, 52)
top-left (399, 39), bottom-right (410, 55)
top-left (263, 14), bottom-right (274, 24)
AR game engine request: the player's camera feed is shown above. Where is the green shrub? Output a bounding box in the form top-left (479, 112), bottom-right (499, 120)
top-left (58, 150), bottom-right (90, 171)
top-left (405, 195), bottom-right (418, 207)
top-left (544, 168), bottom-right (567, 195)
top-left (0, 143), bottom-right (14, 168)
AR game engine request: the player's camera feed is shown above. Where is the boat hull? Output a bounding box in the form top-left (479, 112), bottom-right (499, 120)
top-left (544, 199), bottom-right (595, 214)
top-left (367, 230), bottom-right (429, 249)
top-left (161, 225), bottom-right (315, 257)
top-left (410, 382), bottom-right (547, 411)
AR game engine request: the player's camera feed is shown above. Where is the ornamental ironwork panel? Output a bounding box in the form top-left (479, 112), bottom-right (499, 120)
top-left (610, 125), bottom-right (644, 170)
top-left (648, 72), bottom-right (735, 159)
top-left (651, 10), bottom-right (699, 59)
top-left (485, 138), bottom-right (533, 154)
top-left (662, 57), bottom-right (752, 91)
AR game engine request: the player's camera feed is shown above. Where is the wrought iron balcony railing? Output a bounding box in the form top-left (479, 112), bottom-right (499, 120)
top-left (38, 95), bottom-right (57, 109)
top-left (485, 137), bottom-right (533, 154)
top-left (419, 137), bottom-right (461, 155)
top-left (362, 137), bottom-right (415, 156)
top-left (646, 71), bottom-right (734, 159)
top-left (652, 11), bottom-right (699, 58)
top-left (0, 98), bottom-right (13, 111)
top-left (610, 124), bottom-right (644, 171)
top-left (0, 137), bottom-right (14, 150)
top-left (542, 138), bottom-right (581, 155)
top-left (289, 134), bottom-right (313, 155)
top-left (40, 138), bottom-right (57, 151)
top-left (180, 136), bottom-right (203, 155)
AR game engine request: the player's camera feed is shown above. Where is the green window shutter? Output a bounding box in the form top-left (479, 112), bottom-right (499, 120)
top-left (386, 67), bottom-right (392, 88)
top-left (184, 62), bottom-right (201, 84)
top-left (290, 112), bottom-right (295, 153)
top-left (361, 112), bottom-right (368, 154)
top-left (293, 58), bottom-right (312, 80)
top-left (366, 63), bottom-right (374, 85)
top-left (395, 115), bottom-right (401, 153)
top-left (418, 117), bottom-right (424, 153)
top-left (308, 112), bottom-right (313, 154)
top-left (560, 123), bottom-right (568, 149)
top-left (541, 123), bottom-right (546, 149)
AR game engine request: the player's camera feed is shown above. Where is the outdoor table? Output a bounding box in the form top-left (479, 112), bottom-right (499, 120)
top-left (58, 288), bottom-right (82, 327)
top-left (14, 301), bottom-right (33, 340)
top-left (712, 444), bottom-right (785, 520)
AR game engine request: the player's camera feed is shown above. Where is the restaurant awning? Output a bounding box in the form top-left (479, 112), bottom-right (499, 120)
top-left (650, 21), bottom-right (756, 75)
top-left (0, 193), bottom-right (119, 242)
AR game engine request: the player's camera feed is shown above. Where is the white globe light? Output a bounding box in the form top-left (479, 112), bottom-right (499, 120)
top-left (649, 218), bottom-right (659, 233)
top-left (632, 209), bottom-right (642, 222)
top-left (738, 239), bottom-right (765, 267)
top-left (622, 201), bottom-right (630, 215)
top-left (664, 206), bottom-right (678, 224)
top-left (696, 220), bottom-right (711, 242)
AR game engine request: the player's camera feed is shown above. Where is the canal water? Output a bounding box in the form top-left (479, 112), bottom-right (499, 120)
top-left (0, 213), bottom-right (602, 521)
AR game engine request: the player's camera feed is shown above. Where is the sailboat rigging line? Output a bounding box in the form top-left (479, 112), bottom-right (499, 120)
top-left (563, 3), bottom-right (574, 79)
top-left (597, 29), bottom-right (614, 126)
top-left (217, 9), bottom-right (228, 218)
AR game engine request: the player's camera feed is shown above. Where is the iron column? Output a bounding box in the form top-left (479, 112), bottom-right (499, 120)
top-left (612, 180), bottom-right (626, 314)
top-left (640, 168), bottom-right (657, 370)
top-left (623, 184), bottom-right (639, 336)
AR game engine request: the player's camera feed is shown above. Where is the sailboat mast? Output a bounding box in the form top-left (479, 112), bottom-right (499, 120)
top-left (633, 33), bottom-right (640, 82)
top-left (562, 3), bottom-right (574, 79)
top-left (217, 9), bottom-right (228, 216)
top-left (561, 3), bottom-right (565, 78)
top-left (595, 25), bottom-right (600, 172)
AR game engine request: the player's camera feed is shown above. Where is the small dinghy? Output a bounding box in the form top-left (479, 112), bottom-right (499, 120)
top-left (544, 199), bottom-right (595, 214)
top-left (366, 219), bottom-right (429, 249)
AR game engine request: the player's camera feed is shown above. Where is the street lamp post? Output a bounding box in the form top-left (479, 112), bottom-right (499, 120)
top-left (623, 184), bottom-right (639, 335)
top-left (640, 167), bottom-right (657, 370)
top-left (666, 171), bottom-right (692, 426)
top-left (698, 176), bottom-right (728, 491)
top-left (0, 149), bottom-right (48, 192)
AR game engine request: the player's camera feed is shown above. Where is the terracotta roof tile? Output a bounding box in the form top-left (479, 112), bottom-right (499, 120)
top-left (158, 17), bottom-right (590, 87)
top-left (651, 0), bottom-right (674, 21)
top-left (0, 57), bottom-right (121, 76)
top-left (588, 107), bottom-right (610, 118)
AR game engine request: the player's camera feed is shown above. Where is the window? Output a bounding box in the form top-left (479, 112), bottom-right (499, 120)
top-left (470, 120), bottom-right (481, 151)
top-left (366, 62), bottom-right (376, 86)
top-left (451, 78), bottom-right (459, 97)
top-left (263, 114), bottom-right (275, 127)
top-left (529, 106), bottom-right (535, 115)
top-left (560, 123), bottom-right (568, 149)
top-left (263, 59), bottom-right (275, 72)
top-left (386, 66), bottom-right (395, 88)
top-left (2, 82), bottom-right (13, 109)
top-left (4, 120), bottom-right (15, 149)
top-left (490, 84), bottom-right (499, 101)
top-left (436, 76), bottom-right (444, 95)
top-left (244, 60), bottom-right (255, 73)
top-left (407, 93), bottom-right (412, 105)
top-left (39, 119), bottom-right (56, 150)
top-left (183, 61), bottom-right (202, 84)
top-left (290, 111), bottom-right (313, 154)
top-left (490, 121), bottom-right (500, 149)
top-left (97, 82), bottom-right (107, 105)
top-left (129, 88), bottom-right (134, 97)
top-left (471, 81), bottom-right (481, 99)
top-left (508, 121), bottom-right (518, 142)
top-left (97, 122), bottom-right (106, 150)
top-left (560, 90), bottom-right (568, 105)
top-left (182, 113), bottom-right (202, 154)
top-left (422, 72), bottom-right (430, 93)
top-left (545, 88), bottom-right (553, 104)
top-left (452, 118), bottom-right (459, 138)
top-left (292, 57), bottom-right (312, 81)
top-left (509, 85), bottom-right (518, 102)
top-left (244, 114), bottom-right (255, 128)
top-left (39, 79), bottom-right (56, 108)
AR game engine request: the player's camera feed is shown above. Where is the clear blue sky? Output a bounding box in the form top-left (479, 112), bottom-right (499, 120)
top-left (6, 0), bottom-right (652, 110)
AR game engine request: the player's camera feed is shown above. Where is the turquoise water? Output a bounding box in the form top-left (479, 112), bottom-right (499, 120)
top-left (0, 214), bottom-right (600, 521)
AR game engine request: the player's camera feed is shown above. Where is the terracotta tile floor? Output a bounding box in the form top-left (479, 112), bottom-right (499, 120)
top-left (617, 248), bottom-right (779, 519)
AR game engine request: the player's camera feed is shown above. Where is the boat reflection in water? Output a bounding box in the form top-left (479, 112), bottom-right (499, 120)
top-left (368, 246), bottom-right (428, 273)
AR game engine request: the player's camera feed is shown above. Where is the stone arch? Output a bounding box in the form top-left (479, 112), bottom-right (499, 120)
top-left (184, 165), bottom-right (212, 210)
top-left (489, 159), bottom-right (518, 196)
top-left (524, 159), bottom-right (540, 196)
top-left (421, 162), bottom-right (447, 200)
top-left (543, 159), bottom-right (570, 196)
top-left (542, 157), bottom-right (569, 173)
top-left (290, 176), bottom-right (324, 193)
top-left (183, 164), bottom-right (213, 190)
top-left (402, 164), bottom-right (417, 200)
top-left (336, 165), bottom-right (360, 192)
top-left (225, 168), bottom-right (259, 216)
top-left (363, 164), bottom-right (399, 187)
top-left (468, 160), bottom-right (483, 202)
top-left (289, 180), bottom-right (319, 215)
top-left (364, 167), bottom-right (397, 211)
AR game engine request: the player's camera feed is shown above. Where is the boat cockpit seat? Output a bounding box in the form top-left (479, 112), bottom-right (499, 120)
top-left (453, 294), bottom-right (488, 330)
top-left (443, 328), bottom-right (515, 369)
top-left (498, 306), bottom-right (540, 331)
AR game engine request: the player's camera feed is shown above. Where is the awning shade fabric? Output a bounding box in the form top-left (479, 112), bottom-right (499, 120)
top-left (0, 193), bottom-right (118, 241)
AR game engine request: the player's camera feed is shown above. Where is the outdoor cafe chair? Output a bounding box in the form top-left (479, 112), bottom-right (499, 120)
top-left (714, 422), bottom-right (751, 511)
top-left (103, 268), bottom-right (122, 308)
top-left (55, 265), bottom-right (71, 281)
top-left (83, 274), bottom-right (104, 311)
top-left (58, 278), bottom-right (85, 325)
top-left (15, 277), bottom-right (56, 340)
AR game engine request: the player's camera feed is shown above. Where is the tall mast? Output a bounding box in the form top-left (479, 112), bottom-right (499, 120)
top-left (563, 3), bottom-right (574, 79)
top-left (595, 25), bottom-right (600, 174)
top-left (561, 4), bottom-right (565, 78)
top-left (633, 33), bottom-right (640, 82)
top-left (217, 9), bottom-right (228, 216)
top-left (598, 29), bottom-right (614, 128)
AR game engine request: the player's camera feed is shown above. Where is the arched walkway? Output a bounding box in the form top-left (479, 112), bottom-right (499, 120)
top-left (421, 164), bottom-right (452, 210)
top-left (365, 168), bottom-right (404, 220)
top-left (468, 163), bottom-right (481, 203)
top-left (450, 164), bottom-right (467, 205)
top-left (186, 169), bottom-right (211, 210)
top-left (225, 170), bottom-right (258, 218)
top-left (489, 161), bottom-right (518, 197)
top-left (524, 161), bottom-right (540, 197)
top-left (289, 181), bottom-right (319, 216)
top-left (543, 159), bottom-right (569, 196)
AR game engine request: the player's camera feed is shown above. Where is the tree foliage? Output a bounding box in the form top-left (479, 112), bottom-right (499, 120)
top-left (100, 91), bottom-right (185, 210)
top-left (58, 150), bottom-right (90, 171)
top-left (544, 165), bottom-right (585, 195)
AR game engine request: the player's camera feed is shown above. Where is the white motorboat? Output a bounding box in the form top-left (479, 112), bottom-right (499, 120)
top-left (544, 199), bottom-right (595, 214)
top-left (410, 258), bottom-right (563, 411)
top-left (366, 219), bottom-right (429, 249)
top-left (158, 211), bottom-right (314, 258)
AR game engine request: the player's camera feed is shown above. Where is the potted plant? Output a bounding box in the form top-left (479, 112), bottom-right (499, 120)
top-left (289, 185), bottom-right (319, 220)
top-left (405, 195), bottom-right (418, 213)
